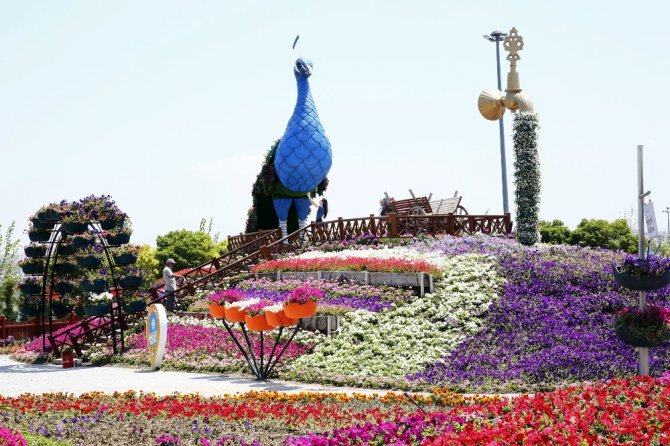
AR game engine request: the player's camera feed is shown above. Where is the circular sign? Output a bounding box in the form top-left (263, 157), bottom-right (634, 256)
top-left (146, 303), bottom-right (167, 370)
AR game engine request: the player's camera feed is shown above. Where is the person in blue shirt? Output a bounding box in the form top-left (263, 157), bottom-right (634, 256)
top-left (308, 195), bottom-right (328, 222)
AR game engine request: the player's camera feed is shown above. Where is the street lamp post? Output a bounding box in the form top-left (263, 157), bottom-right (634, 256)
top-left (483, 31), bottom-right (509, 214)
top-left (663, 206), bottom-right (670, 240)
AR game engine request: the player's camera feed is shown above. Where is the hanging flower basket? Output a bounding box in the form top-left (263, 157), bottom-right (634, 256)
top-left (61, 222), bottom-right (89, 235)
top-left (51, 302), bottom-right (72, 317)
top-left (54, 282), bottom-right (76, 294)
top-left (28, 230), bottom-right (51, 242)
top-left (614, 324), bottom-right (669, 348)
top-left (84, 303), bottom-right (110, 317)
top-left (71, 236), bottom-right (94, 250)
top-left (119, 275), bottom-right (143, 289)
top-left (225, 306), bottom-right (247, 323)
top-left (209, 302), bottom-right (226, 319)
top-left (113, 253), bottom-right (137, 266)
top-left (20, 263), bottom-right (44, 275)
top-left (54, 263), bottom-right (77, 275)
top-left (19, 283), bottom-right (42, 295)
top-left (245, 314), bottom-right (273, 331)
top-left (24, 245), bottom-right (46, 258)
top-left (105, 233), bottom-right (131, 246)
top-left (20, 305), bottom-right (40, 317)
top-left (99, 217), bottom-right (125, 230)
top-left (613, 267), bottom-right (670, 291)
top-left (266, 310), bottom-right (297, 328)
top-left (76, 255), bottom-right (102, 269)
top-left (80, 279), bottom-right (107, 293)
top-left (30, 219), bottom-right (55, 231)
top-left (123, 300), bottom-right (147, 314)
top-left (57, 244), bottom-right (76, 256)
top-left (283, 300), bottom-right (317, 319)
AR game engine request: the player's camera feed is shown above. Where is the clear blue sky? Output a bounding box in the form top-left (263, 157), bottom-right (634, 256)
top-left (2, 1), bottom-right (669, 245)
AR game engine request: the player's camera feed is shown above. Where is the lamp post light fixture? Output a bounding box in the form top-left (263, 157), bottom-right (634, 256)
top-left (478, 27), bottom-right (534, 213)
top-left (483, 30), bottom-right (509, 214)
top-left (663, 206), bottom-right (670, 240)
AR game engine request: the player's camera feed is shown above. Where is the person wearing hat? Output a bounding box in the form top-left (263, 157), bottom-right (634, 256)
top-left (162, 258), bottom-right (185, 312)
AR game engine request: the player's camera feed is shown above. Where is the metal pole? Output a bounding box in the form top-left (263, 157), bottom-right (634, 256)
top-left (637, 144), bottom-right (649, 376)
top-left (495, 36), bottom-right (509, 214)
top-left (663, 207), bottom-right (670, 240)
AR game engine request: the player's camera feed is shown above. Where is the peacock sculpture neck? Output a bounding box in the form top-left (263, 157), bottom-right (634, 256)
top-left (273, 58), bottom-right (332, 194)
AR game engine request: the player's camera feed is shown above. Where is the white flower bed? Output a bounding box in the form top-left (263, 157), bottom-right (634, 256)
top-left (282, 254), bottom-right (504, 381)
top-left (291, 246), bottom-right (452, 274)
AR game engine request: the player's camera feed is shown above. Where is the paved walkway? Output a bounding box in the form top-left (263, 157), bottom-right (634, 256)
top-left (0, 355), bottom-right (387, 397)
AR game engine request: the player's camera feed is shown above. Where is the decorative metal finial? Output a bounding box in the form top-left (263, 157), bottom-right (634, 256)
top-left (503, 27), bottom-right (524, 69)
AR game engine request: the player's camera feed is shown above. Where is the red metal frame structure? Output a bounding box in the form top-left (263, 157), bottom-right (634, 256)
top-left (47, 214), bottom-right (511, 357)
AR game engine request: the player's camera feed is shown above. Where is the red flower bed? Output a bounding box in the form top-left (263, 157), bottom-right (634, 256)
top-left (251, 257), bottom-right (439, 275)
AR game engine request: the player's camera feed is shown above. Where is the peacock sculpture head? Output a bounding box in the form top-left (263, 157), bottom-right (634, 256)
top-left (294, 58), bottom-right (313, 78)
top-left (273, 57), bottom-right (332, 194)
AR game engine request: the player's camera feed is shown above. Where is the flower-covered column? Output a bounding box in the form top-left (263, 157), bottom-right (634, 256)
top-left (512, 112), bottom-right (540, 246)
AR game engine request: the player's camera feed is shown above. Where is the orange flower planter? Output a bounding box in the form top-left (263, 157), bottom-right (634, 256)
top-left (266, 310), bottom-right (298, 328)
top-left (245, 314), bottom-right (273, 331)
top-left (283, 300), bottom-right (317, 319)
top-left (209, 302), bottom-right (226, 319)
top-left (225, 306), bottom-right (247, 323)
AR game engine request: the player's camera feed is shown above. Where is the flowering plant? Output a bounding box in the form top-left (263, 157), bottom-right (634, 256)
top-left (88, 292), bottom-right (114, 304)
top-left (615, 305), bottom-right (670, 343)
top-left (18, 258), bottom-right (42, 268)
top-left (285, 284), bottom-right (324, 305)
top-left (208, 289), bottom-right (245, 306)
top-left (618, 254), bottom-right (670, 278)
top-left (244, 300), bottom-right (274, 316)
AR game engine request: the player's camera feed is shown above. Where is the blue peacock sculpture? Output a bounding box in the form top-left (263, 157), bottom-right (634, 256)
top-left (271, 57), bottom-right (332, 239)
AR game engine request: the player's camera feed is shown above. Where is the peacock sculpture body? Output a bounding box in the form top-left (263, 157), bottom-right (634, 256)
top-left (271, 57), bottom-right (332, 239)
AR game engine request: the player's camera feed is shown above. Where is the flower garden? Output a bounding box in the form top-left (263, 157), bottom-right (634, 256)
top-left (5, 234), bottom-right (670, 444)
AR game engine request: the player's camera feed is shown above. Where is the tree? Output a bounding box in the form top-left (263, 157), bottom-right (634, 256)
top-left (570, 218), bottom-right (637, 253)
top-left (136, 245), bottom-right (161, 284)
top-left (0, 278), bottom-right (18, 320)
top-left (539, 220), bottom-right (571, 245)
top-left (155, 230), bottom-right (219, 270)
top-left (0, 221), bottom-right (20, 286)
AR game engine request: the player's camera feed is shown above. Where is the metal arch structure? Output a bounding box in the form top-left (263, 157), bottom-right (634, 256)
top-left (22, 204), bottom-right (139, 357)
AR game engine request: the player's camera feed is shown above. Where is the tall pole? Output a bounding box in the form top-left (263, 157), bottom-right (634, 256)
top-left (485, 31), bottom-right (510, 214)
top-left (663, 207), bottom-right (670, 240)
top-left (637, 145), bottom-right (649, 376)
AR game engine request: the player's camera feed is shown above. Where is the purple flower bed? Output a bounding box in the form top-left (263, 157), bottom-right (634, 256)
top-left (408, 236), bottom-right (670, 392)
top-left (238, 278), bottom-right (408, 313)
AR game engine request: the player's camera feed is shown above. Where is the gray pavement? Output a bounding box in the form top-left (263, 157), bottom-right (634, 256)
top-left (0, 355), bottom-right (387, 397)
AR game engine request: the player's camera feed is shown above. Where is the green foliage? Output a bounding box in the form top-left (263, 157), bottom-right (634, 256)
top-left (155, 230), bottom-right (218, 270)
top-left (0, 277), bottom-right (18, 320)
top-left (136, 245), bottom-right (160, 283)
top-left (539, 220), bottom-right (572, 245)
top-left (0, 221), bottom-right (20, 285)
top-left (245, 140), bottom-right (329, 233)
top-left (513, 112), bottom-right (541, 246)
top-left (215, 239), bottom-right (228, 256)
top-left (23, 431), bottom-right (71, 445)
top-left (570, 218), bottom-right (637, 253)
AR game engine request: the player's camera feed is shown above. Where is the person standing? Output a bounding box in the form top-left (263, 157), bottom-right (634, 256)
top-left (308, 195), bottom-right (328, 222)
top-left (162, 258), bottom-right (184, 312)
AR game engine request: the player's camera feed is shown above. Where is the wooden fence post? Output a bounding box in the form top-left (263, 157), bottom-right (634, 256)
top-left (504, 213), bottom-right (512, 234)
top-left (1, 315), bottom-right (6, 339)
top-left (369, 214), bottom-right (376, 234)
top-left (388, 213), bottom-right (398, 238)
top-left (447, 214), bottom-right (455, 235)
top-left (70, 312), bottom-right (76, 323)
top-left (338, 218), bottom-right (345, 240)
top-left (260, 245), bottom-right (273, 261)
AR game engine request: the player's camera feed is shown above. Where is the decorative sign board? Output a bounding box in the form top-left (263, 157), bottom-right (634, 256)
top-left (644, 200), bottom-right (659, 238)
top-left (146, 303), bottom-right (167, 370)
